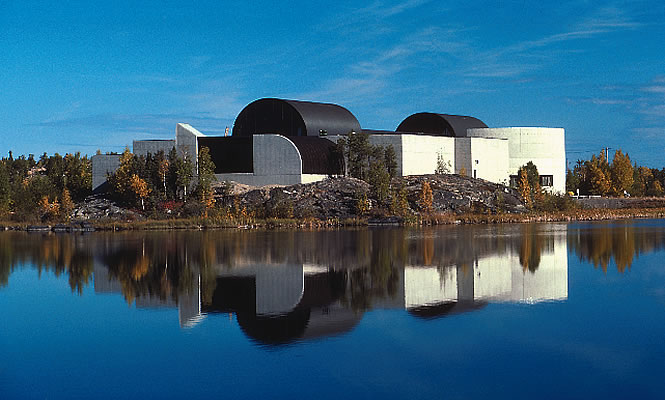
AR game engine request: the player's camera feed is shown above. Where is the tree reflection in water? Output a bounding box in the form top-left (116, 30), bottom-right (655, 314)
top-left (568, 221), bottom-right (665, 273)
top-left (2, 221), bottom-right (664, 344)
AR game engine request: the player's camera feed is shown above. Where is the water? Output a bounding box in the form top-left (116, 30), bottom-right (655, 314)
top-left (1, 221), bottom-right (664, 399)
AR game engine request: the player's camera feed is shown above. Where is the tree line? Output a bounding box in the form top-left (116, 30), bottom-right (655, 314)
top-left (0, 152), bottom-right (91, 222)
top-left (106, 146), bottom-right (216, 216)
top-left (566, 149), bottom-right (665, 196)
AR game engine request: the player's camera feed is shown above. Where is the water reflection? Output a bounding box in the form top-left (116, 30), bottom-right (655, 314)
top-left (2, 221), bottom-right (664, 345)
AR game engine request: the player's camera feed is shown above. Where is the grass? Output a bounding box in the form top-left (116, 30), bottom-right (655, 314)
top-left (4, 207), bottom-right (665, 232)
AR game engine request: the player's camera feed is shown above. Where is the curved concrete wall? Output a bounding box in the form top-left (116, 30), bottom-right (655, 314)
top-left (254, 134), bottom-right (302, 176)
top-left (215, 134), bottom-right (306, 186)
top-left (467, 127), bottom-right (566, 193)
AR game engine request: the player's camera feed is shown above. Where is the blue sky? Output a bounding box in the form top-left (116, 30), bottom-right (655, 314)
top-left (1, 0), bottom-right (665, 166)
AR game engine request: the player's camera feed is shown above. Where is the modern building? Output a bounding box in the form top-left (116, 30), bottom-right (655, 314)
top-left (92, 97), bottom-right (566, 193)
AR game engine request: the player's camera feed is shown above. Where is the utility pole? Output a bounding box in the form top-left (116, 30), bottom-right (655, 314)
top-left (603, 147), bottom-right (612, 162)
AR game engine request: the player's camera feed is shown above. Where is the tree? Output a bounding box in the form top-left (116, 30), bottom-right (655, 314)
top-left (0, 162), bottom-right (10, 215)
top-left (516, 162), bottom-right (541, 207)
top-left (109, 148), bottom-right (136, 201)
top-left (60, 188), bottom-right (75, 220)
top-left (384, 145), bottom-right (397, 179)
top-left (610, 149), bottom-right (633, 196)
top-left (390, 184), bottom-right (409, 217)
top-left (129, 174), bottom-right (150, 210)
top-left (589, 161), bottom-right (611, 195)
top-left (197, 147), bottom-right (216, 189)
top-left (566, 168), bottom-right (579, 194)
top-left (157, 154), bottom-right (169, 196)
top-left (368, 158), bottom-right (390, 205)
top-left (346, 132), bottom-right (372, 180)
top-left (419, 181), bottom-right (433, 212)
top-left (648, 180), bottom-right (664, 197)
top-left (435, 150), bottom-right (451, 175)
top-left (518, 168), bottom-right (532, 208)
top-left (587, 152), bottom-right (611, 196)
top-left (196, 146), bottom-right (217, 212)
top-left (631, 166), bottom-right (652, 197)
top-left (175, 153), bottom-right (194, 200)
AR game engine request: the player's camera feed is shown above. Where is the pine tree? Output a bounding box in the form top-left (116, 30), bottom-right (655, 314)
top-left (0, 162), bottom-right (10, 215)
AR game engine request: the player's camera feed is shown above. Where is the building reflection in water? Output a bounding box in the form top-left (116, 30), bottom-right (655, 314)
top-left (83, 225), bottom-right (568, 345)
top-left (15, 222), bottom-right (663, 345)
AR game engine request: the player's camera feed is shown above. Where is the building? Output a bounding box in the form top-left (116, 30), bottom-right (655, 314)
top-left (92, 97), bottom-right (566, 193)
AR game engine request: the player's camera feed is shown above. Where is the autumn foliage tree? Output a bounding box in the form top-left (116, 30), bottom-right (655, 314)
top-left (129, 174), bottom-right (150, 210)
top-left (419, 181), bottom-right (433, 213)
top-left (610, 149), bottom-right (633, 196)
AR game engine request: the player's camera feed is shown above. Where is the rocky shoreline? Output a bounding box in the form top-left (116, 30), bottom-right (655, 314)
top-left (3, 175), bottom-right (665, 232)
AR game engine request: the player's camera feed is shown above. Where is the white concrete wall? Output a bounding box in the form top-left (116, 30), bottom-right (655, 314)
top-left (398, 232), bottom-right (568, 307)
top-left (368, 134), bottom-right (456, 176)
top-left (91, 154), bottom-right (121, 191)
top-left (404, 266), bottom-right (458, 308)
top-left (302, 174), bottom-right (329, 184)
top-left (402, 135), bottom-right (456, 176)
top-left (505, 235), bottom-right (568, 303)
top-left (133, 140), bottom-right (175, 157)
top-left (469, 137), bottom-right (510, 184)
top-left (467, 127), bottom-right (566, 193)
top-left (175, 123), bottom-right (205, 169)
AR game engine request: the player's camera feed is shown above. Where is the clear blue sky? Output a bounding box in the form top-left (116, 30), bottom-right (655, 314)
top-left (1, 1), bottom-right (664, 166)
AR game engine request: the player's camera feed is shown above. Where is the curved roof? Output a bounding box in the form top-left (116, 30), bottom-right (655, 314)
top-left (232, 98), bottom-right (361, 138)
top-left (396, 112), bottom-right (487, 137)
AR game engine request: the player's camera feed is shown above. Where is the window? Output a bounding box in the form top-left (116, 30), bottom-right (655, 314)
top-left (540, 175), bottom-right (553, 187)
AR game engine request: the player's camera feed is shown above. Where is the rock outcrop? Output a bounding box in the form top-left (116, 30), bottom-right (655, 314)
top-left (214, 175), bottom-right (525, 219)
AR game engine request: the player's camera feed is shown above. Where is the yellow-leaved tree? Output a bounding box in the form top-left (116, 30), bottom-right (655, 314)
top-left (610, 149), bottom-right (633, 196)
top-left (130, 174), bottom-right (150, 210)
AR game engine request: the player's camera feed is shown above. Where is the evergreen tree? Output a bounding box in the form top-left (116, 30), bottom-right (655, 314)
top-left (175, 153), bottom-right (194, 200)
top-left (384, 145), bottom-right (397, 179)
top-left (0, 162), bottom-right (10, 215)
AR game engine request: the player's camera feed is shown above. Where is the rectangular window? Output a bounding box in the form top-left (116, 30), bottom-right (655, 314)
top-left (540, 175), bottom-right (553, 187)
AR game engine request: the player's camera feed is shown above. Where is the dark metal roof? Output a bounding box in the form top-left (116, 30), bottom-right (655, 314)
top-left (288, 136), bottom-right (343, 175)
top-left (396, 112), bottom-right (487, 137)
top-left (197, 136), bottom-right (253, 173)
top-left (232, 98), bottom-right (361, 138)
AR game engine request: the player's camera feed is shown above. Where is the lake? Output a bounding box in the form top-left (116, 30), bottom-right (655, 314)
top-left (1, 221), bottom-right (664, 399)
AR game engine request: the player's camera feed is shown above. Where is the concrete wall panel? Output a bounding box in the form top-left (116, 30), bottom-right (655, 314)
top-left (175, 123), bottom-right (205, 165)
top-left (91, 154), bottom-right (121, 191)
top-left (133, 140), bottom-right (175, 157)
top-left (467, 127), bottom-right (566, 193)
top-left (253, 134), bottom-right (302, 176)
top-left (469, 137), bottom-right (510, 184)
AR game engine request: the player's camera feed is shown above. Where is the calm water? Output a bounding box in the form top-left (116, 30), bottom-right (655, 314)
top-left (1, 221), bottom-right (664, 399)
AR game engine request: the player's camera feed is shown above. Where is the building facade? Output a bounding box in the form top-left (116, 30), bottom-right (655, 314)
top-left (92, 97), bottom-right (566, 193)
